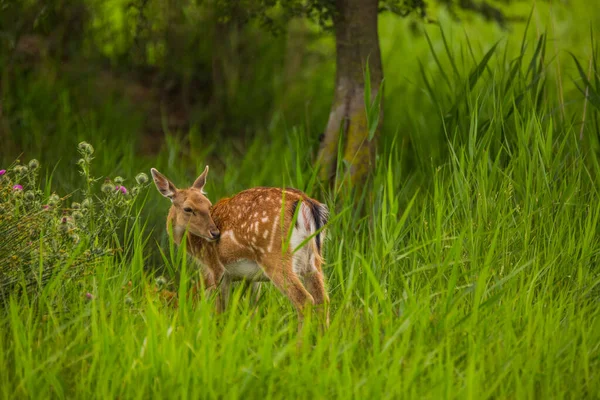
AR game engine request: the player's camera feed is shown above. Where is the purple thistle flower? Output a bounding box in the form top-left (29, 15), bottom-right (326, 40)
top-left (115, 185), bottom-right (128, 194)
top-left (85, 292), bottom-right (94, 300)
top-left (12, 184), bottom-right (23, 191)
top-left (42, 205), bottom-right (50, 210)
top-left (0, 170), bottom-right (6, 176)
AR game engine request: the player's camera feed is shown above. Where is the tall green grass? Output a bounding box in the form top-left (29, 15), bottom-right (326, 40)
top-left (1, 3), bottom-right (600, 399)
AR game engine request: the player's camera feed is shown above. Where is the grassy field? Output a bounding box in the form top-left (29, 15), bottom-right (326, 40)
top-left (1, 3), bottom-right (600, 399)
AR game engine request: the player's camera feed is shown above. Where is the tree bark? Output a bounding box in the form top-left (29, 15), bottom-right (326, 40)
top-left (317, 0), bottom-right (383, 187)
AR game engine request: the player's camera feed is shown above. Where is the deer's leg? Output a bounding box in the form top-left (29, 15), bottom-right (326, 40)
top-left (191, 269), bottom-right (215, 303)
top-left (206, 261), bottom-right (228, 314)
top-left (195, 260), bottom-right (227, 313)
top-left (216, 274), bottom-right (231, 313)
top-left (303, 271), bottom-right (328, 305)
top-left (301, 255), bottom-right (330, 329)
top-left (261, 257), bottom-right (314, 326)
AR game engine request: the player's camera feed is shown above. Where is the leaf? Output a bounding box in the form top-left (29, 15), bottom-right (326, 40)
top-left (468, 41), bottom-right (500, 89)
top-left (368, 81), bottom-right (384, 141)
top-left (592, 26), bottom-right (599, 92)
top-left (443, 41), bottom-right (499, 123)
top-left (526, 34), bottom-right (545, 81)
top-left (363, 57), bottom-right (385, 141)
top-left (418, 59), bottom-right (439, 109)
top-left (570, 52), bottom-right (600, 111)
top-left (504, 56), bottom-right (523, 94)
top-left (439, 26), bottom-right (461, 80)
top-left (424, 30), bottom-right (451, 89)
top-left (364, 56), bottom-right (372, 113)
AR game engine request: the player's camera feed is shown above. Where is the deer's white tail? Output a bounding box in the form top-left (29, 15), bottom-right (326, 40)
top-left (290, 199), bottom-right (329, 275)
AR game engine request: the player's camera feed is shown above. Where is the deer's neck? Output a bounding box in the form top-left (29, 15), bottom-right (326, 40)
top-left (189, 233), bottom-right (212, 256)
top-left (167, 210), bottom-right (214, 262)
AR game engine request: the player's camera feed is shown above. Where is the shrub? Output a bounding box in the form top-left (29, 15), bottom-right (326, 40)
top-left (0, 142), bottom-right (150, 302)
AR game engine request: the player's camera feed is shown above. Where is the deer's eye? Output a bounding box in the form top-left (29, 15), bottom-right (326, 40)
top-left (183, 207), bottom-right (193, 213)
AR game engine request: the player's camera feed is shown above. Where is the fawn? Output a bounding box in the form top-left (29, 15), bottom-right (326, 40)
top-left (151, 166), bottom-right (330, 326)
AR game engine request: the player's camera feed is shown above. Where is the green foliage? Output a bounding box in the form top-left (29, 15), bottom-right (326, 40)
top-left (208, 0), bottom-right (516, 31)
top-left (2, 100), bottom-right (600, 396)
top-left (0, 0), bottom-right (524, 143)
top-left (363, 59), bottom-right (385, 141)
top-left (1, 2), bottom-right (600, 398)
top-left (0, 143), bottom-right (151, 301)
top-left (570, 35), bottom-right (600, 113)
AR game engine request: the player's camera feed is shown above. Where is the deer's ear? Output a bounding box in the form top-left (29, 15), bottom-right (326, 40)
top-left (192, 165), bottom-right (209, 194)
top-left (150, 168), bottom-right (177, 199)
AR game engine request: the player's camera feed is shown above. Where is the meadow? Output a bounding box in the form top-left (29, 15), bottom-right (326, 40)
top-left (1, 2), bottom-right (600, 398)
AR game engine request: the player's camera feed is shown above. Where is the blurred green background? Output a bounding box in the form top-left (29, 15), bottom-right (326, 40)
top-left (0, 0), bottom-right (598, 246)
top-left (2, 2), bottom-right (600, 397)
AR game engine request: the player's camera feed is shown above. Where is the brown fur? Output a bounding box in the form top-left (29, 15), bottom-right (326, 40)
top-left (151, 167), bottom-right (329, 326)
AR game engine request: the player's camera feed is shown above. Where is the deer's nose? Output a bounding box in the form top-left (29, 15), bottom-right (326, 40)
top-left (210, 229), bottom-right (220, 240)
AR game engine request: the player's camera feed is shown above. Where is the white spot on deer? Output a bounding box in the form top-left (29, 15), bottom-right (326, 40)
top-left (222, 230), bottom-right (241, 247)
top-left (261, 217), bottom-right (268, 223)
top-left (262, 211), bottom-right (267, 216)
top-left (263, 230), bottom-right (269, 239)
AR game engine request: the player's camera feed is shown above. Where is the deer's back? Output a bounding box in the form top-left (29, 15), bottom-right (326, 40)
top-left (210, 187), bottom-right (315, 263)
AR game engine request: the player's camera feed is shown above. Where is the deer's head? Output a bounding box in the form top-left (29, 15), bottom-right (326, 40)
top-left (150, 166), bottom-right (220, 242)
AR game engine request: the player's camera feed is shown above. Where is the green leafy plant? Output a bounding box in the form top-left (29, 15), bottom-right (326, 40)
top-left (0, 143), bottom-right (150, 301)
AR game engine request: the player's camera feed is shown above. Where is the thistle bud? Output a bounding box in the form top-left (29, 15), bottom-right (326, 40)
top-left (101, 182), bottom-right (114, 193)
top-left (28, 159), bottom-right (39, 170)
top-left (155, 276), bottom-right (168, 289)
top-left (70, 233), bottom-right (80, 244)
top-left (135, 172), bottom-right (149, 185)
top-left (48, 193), bottom-right (60, 206)
top-left (78, 141), bottom-right (94, 155)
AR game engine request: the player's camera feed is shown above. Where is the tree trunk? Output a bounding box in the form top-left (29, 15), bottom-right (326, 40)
top-left (317, 0), bottom-right (383, 186)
